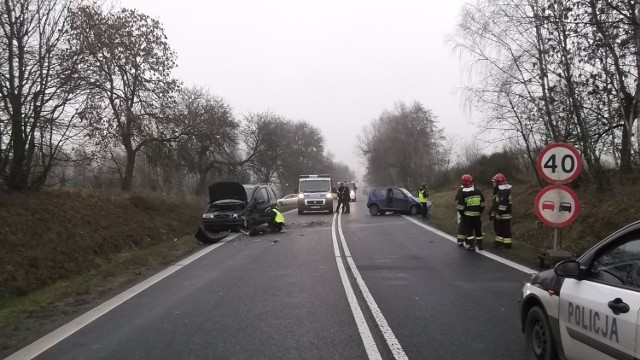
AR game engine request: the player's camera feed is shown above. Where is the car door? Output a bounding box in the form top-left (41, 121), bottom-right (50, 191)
top-left (557, 234), bottom-right (640, 360)
top-left (391, 188), bottom-right (408, 212)
top-left (385, 188), bottom-right (393, 209)
top-left (253, 187), bottom-right (270, 223)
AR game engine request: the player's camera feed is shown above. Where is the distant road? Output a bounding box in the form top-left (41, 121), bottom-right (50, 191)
top-left (9, 202), bottom-right (533, 360)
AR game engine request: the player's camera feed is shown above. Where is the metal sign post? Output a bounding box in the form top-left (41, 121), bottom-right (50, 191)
top-left (536, 143), bottom-right (582, 252)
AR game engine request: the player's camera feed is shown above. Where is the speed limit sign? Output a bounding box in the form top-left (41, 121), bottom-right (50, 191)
top-left (537, 143), bottom-right (582, 184)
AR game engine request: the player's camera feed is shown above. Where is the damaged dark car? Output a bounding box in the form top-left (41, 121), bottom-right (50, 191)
top-left (196, 181), bottom-right (278, 243)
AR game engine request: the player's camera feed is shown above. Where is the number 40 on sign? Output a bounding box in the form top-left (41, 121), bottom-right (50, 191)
top-left (536, 143), bottom-right (583, 185)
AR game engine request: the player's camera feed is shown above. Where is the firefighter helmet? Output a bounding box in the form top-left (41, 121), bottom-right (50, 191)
top-left (491, 173), bottom-right (507, 185)
top-left (461, 174), bottom-right (474, 188)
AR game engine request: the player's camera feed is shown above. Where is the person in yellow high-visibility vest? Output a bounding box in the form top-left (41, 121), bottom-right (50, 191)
top-left (267, 206), bottom-right (285, 232)
top-left (418, 183), bottom-right (429, 219)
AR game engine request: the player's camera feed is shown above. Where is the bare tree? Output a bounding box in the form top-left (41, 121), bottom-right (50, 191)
top-left (357, 101), bottom-right (446, 189)
top-left (173, 87), bottom-right (239, 196)
top-left (66, 4), bottom-right (183, 191)
top-left (0, 0), bottom-right (85, 191)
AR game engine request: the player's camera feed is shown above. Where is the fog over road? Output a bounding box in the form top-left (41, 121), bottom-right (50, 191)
top-left (11, 202), bottom-right (534, 360)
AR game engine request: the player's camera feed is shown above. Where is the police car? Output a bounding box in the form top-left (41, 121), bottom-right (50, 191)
top-left (520, 220), bottom-right (640, 360)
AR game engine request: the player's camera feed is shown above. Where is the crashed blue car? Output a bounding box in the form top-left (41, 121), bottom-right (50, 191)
top-left (367, 187), bottom-right (430, 216)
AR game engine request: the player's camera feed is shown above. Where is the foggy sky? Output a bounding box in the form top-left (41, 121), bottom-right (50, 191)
top-left (119, 0), bottom-right (475, 180)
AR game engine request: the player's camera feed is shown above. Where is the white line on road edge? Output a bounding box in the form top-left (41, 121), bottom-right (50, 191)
top-left (331, 213), bottom-right (382, 360)
top-left (338, 213), bottom-right (409, 360)
top-left (402, 216), bottom-right (537, 274)
top-left (5, 234), bottom-right (237, 360)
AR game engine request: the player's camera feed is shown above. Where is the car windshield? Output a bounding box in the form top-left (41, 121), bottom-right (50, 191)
top-left (299, 179), bottom-right (330, 192)
top-left (243, 185), bottom-right (255, 200)
top-left (399, 188), bottom-right (414, 198)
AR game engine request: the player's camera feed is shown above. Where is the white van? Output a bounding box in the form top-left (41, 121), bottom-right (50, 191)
top-left (297, 174), bottom-right (333, 214)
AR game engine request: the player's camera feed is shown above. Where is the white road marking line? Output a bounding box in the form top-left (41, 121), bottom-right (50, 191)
top-left (5, 234), bottom-right (237, 360)
top-left (331, 213), bottom-right (382, 360)
top-left (402, 215), bottom-right (537, 274)
top-left (338, 213), bottom-right (409, 360)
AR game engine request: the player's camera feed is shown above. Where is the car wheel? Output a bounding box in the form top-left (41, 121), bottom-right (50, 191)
top-left (278, 201), bottom-right (283, 206)
top-left (525, 306), bottom-right (557, 360)
top-left (328, 207), bottom-right (334, 214)
top-left (195, 228), bottom-right (230, 244)
top-left (409, 205), bottom-right (419, 215)
top-left (298, 208), bottom-right (304, 215)
top-left (369, 204), bottom-right (379, 216)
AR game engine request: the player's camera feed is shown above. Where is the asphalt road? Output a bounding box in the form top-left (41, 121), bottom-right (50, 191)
top-left (9, 201), bottom-right (536, 360)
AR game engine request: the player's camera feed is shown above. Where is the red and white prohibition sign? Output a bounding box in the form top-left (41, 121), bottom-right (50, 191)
top-left (534, 185), bottom-right (580, 228)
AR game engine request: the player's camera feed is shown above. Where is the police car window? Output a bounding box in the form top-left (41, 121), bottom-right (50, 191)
top-left (591, 237), bottom-right (640, 289)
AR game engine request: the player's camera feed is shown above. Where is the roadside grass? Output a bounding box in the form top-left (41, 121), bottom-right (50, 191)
top-left (0, 234), bottom-right (199, 328)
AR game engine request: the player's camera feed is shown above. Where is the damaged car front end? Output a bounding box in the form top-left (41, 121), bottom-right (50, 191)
top-left (196, 182), bottom-right (249, 244)
top-left (196, 181), bottom-right (278, 243)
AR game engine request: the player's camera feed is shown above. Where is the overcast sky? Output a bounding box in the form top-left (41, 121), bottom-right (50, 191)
top-left (119, 0), bottom-right (476, 180)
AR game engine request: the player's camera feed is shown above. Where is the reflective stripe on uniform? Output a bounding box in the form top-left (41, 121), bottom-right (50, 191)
top-left (498, 205), bottom-right (507, 211)
top-left (463, 211), bottom-right (481, 216)
top-left (496, 214), bottom-right (512, 220)
top-left (495, 236), bottom-right (512, 244)
top-left (465, 195), bottom-right (482, 206)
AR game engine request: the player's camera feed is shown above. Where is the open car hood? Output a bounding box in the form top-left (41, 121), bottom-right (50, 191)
top-left (208, 182), bottom-right (247, 204)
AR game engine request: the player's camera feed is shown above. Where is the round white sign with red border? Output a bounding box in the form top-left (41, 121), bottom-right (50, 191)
top-left (534, 185), bottom-right (580, 228)
top-left (537, 143), bottom-right (583, 184)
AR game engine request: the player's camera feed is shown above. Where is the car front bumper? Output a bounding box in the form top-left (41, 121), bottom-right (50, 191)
top-left (202, 217), bottom-right (245, 232)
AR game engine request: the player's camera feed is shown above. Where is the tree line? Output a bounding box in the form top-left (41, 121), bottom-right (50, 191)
top-left (449, 0), bottom-right (640, 184)
top-left (0, 0), bottom-right (354, 195)
top-left (359, 0), bottom-right (640, 192)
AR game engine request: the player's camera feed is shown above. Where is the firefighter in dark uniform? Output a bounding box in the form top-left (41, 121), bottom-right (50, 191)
top-left (267, 206), bottom-right (285, 232)
top-left (457, 174), bottom-right (485, 251)
top-left (418, 183), bottom-right (429, 218)
top-left (336, 182), bottom-right (346, 213)
top-left (489, 173), bottom-right (512, 248)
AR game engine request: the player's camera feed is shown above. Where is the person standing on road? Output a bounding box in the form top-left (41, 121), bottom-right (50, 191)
top-left (457, 174), bottom-right (485, 251)
top-left (489, 173), bottom-right (513, 248)
top-left (418, 183), bottom-right (429, 219)
top-left (336, 182), bottom-right (346, 213)
top-left (341, 183), bottom-right (351, 213)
